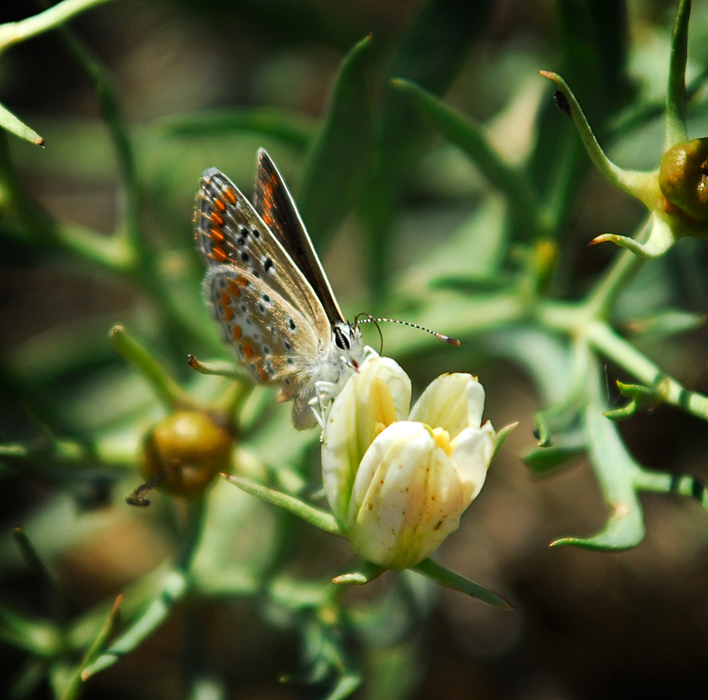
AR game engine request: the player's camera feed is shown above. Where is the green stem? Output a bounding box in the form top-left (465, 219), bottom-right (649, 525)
top-left (0, 0), bottom-right (113, 54)
top-left (82, 500), bottom-right (206, 678)
top-left (539, 71), bottom-right (657, 208)
top-left (584, 236), bottom-right (645, 318)
top-left (109, 325), bottom-right (193, 410)
top-left (585, 321), bottom-right (708, 420)
top-left (665, 0), bottom-right (691, 147)
top-left (0, 437), bottom-right (136, 472)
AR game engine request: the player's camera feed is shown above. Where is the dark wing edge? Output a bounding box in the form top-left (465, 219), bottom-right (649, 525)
top-left (253, 149), bottom-right (346, 325)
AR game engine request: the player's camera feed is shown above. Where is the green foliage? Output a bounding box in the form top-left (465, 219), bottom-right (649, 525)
top-left (2, 0), bottom-right (708, 698)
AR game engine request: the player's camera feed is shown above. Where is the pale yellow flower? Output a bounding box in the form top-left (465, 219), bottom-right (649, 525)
top-left (322, 354), bottom-right (495, 569)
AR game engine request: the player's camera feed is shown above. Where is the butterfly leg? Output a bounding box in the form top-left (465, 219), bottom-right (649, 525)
top-left (308, 379), bottom-right (340, 428)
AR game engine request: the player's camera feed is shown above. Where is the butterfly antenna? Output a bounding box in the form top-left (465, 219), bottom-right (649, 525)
top-left (355, 313), bottom-right (384, 353)
top-left (356, 315), bottom-right (460, 346)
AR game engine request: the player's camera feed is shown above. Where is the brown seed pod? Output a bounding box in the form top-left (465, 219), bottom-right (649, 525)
top-left (659, 137), bottom-right (708, 222)
top-left (137, 411), bottom-right (232, 500)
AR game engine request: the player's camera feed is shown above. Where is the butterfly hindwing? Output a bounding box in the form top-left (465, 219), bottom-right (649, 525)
top-left (204, 265), bottom-right (320, 398)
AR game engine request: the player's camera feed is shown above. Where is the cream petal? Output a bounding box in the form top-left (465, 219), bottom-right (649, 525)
top-left (322, 353), bottom-right (411, 522)
top-left (348, 421), bottom-right (468, 569)
top-left (449, 424), bottom-right (496, 503)
top-left (466, 378), bottom-right (486, 429)
top-left (409, 373), bottom-right (476, 439)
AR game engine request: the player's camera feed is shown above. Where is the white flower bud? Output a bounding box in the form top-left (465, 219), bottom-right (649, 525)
top-left (322, 354), bottom-right (495, 569)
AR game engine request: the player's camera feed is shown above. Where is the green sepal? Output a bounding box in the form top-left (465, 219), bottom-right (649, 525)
top-left (492, 422), bottom-right (518, 462)
top-left (221, 473), bottom-right (342, 535)
top-left (604, 379), bottom-right (666, 420)
top-left (521, 442), bottom-right (584, 478)
top-left (412, 558), bottom-right (513, 609)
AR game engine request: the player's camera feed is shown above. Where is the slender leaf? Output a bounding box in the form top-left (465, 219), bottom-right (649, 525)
top-left (358, 0), bottom-right (495, 300)
top-left (298, 35), bottom-right (375, 245)
top-left (159, 107), bottom-right (317, 152)
top-left (0, 101), bottom-right (44, 145)
top-left (392, 79), bottom-right (546, 238)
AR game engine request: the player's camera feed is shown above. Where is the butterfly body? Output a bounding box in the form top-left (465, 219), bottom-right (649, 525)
top-left (195, 150), bottom-right (364, 429)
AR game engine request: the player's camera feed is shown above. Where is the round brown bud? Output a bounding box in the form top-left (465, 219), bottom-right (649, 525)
top-left (659, 137), bottom-right (708, 222)
top-left (139, 411), bottom-right (231, 498)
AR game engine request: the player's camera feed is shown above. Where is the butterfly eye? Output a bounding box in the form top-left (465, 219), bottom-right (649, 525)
top-left (334, 326), bottom-right (350, 350)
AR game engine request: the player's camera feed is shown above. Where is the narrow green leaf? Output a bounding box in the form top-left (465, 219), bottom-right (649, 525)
top-left (56, 24), bottom-right (143, 257)
top-left (624, 309), bottom-right (705, 339)
top-left (0, 101), bottom-right (44, 145)
top-left (159, 107), bottom-right (317, 152)
top-left (298, 35), bottom-right (375, 245)
top-left (60, 595), bottom-right (123, 700)
top-left (109, 325), bottom-right (193, 411)
top-left (324, 673), bottom-right (361, 700)
top-left (82, 570), bottom-right (188, 678)
top-left (0, 0), bottom-right (112, 54)
top-left (412, 558), bottom-right (513, 609)
top-left (553, 396), bottom-right (645, 551)
top-left (221, 473), bottom-right (342, 535)
top-left (492, 422), bottom-right (518, 462)
top-left (604, 379), bottom-right (663, 420)
top-left (521, 443), bottom-right (584, 477)
top-left (358, 0), bottom-right (496, 300)
top-left (392, 78), bottom-right (546, 237)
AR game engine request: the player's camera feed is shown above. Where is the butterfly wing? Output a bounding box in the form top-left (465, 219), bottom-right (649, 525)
top-left (196, 167), bottom-right (331, 341)
top-left (252, 149), bottom-right (346, 325)
top-left (203, 265), bottom-right (319, 402)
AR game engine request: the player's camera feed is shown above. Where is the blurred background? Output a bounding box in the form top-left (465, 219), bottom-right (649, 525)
top-left (2, 0), bottom-right (708, 698)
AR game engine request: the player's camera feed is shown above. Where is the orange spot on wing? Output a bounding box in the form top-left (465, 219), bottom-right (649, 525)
top-left (220, 292), bottom-right (235, 320)
top-left (255, 362), bottom-right (268, 382)
top-left (210, 226), bottom-right (225, 241)
top-left (235, 276), bottom-right (248, 287)
top-left (242, 343), bottom-right (254, 359)
top-left (226, 280), bottom-right (241, 298)
top-left (210, 210), bottom-right (224, 225)
top-left (213, 197), bottom-right (226, 212)
top-left (223, 187), bottom-right (237, 205)
top-left (232, 325), bottom-right (242, 340)
top-left (211, 247), bottom-right (228, 262)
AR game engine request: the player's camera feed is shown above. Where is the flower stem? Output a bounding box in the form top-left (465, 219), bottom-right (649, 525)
top-left (0, 0), bottom-right (113, 54)
top-left (665, 0), bottom-right (691, 148)
top-left (584, 231), bottom-right (646, 318)
top-left (585, 321), bottom-right (708, 421)
top-left (538, 71), bottom-right (656, 207)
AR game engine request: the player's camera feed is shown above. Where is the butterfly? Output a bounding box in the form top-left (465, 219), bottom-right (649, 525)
top-left (195, 149), bottom-right (365, 430)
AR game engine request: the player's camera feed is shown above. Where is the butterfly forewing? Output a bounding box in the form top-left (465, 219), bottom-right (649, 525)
top-left (253, 149), bottom-right (346, 325)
